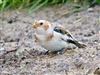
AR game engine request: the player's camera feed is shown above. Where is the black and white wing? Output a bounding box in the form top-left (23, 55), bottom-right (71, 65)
top-left (54, 25), bottom-right (86, 48)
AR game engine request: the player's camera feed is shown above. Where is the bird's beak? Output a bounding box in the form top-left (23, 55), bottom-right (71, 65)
top-left (33, 20), bottom-right (37, 28)
top-left (33, 23), bottom-right (36, 28)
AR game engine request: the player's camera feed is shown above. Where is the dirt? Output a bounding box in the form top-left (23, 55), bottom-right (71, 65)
top-left (0, 5), bottom-right (100, 75)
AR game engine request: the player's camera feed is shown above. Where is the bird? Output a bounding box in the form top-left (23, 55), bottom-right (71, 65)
top-left (32, 20), bottom-right (86, 54)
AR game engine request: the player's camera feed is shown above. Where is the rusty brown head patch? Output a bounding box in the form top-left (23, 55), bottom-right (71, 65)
top-left (33, 20), bottom-right (50, 31)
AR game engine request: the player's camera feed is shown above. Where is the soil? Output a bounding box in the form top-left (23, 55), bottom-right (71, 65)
top-left (0, 5), bottom-right (100, 75)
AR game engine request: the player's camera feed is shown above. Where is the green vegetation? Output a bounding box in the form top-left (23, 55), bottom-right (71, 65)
top-left (0, 0), bottom-right (100, 12)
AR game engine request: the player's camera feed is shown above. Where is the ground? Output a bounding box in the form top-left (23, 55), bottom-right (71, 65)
top-left (0, 5), bottom-right (100, 75)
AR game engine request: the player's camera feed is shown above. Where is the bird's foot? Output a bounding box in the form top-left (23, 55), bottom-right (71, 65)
top-left (43, 50), bottom-right (49, 55)
top-left (51, 48), bottom-right (65, 55)
top-left (57, 50), bottom-right (65, 54)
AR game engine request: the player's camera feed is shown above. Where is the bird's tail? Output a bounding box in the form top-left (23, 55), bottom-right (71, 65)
top-left (67, 39), bottom-right (86, 48)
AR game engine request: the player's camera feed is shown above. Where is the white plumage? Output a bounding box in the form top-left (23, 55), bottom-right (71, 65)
top-left (33, 20), bottom-right (86, 52)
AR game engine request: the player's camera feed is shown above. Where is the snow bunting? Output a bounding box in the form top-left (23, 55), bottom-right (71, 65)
top-left (32, 20), bottom-right (86, 53)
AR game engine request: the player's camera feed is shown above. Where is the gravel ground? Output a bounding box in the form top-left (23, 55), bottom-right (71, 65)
top-left (0, 5), bottom-right (100, 75)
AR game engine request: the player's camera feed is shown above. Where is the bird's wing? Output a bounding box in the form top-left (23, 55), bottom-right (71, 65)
top-left (54, 25), bottom-right (86, 48)
top-left (54, 25), bottom-right (74, 39)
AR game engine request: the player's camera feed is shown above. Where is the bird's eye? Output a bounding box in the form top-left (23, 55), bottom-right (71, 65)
top-left (40, 22), bottom-right (43, 25)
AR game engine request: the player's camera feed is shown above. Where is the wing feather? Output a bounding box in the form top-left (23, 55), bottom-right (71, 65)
top-left (54, 25), bottom-right (74, 39)
top-left (54, 25), bottom-right (86, 48)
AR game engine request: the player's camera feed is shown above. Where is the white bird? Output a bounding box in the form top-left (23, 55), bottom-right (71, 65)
top-left (32, 20), bottom-right (86, 53)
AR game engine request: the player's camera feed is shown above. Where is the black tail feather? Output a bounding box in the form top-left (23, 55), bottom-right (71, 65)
top-left (67, 39), bottom-right (86, 48)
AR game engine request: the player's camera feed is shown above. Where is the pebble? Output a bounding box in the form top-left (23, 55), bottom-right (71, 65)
top-left (0, 48), bottom-right (5, 51)
top-left (87, 8), bottom-right (94, 12)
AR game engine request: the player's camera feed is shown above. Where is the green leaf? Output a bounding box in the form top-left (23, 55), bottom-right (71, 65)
top-left (0, 0), bottom-right (2, 4)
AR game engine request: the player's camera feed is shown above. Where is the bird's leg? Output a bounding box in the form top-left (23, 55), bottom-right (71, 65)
top-left (43, 50), bottom-right (49, 55)
top-left (51, 48), bottom-right (65, 54)
top-left (57, 48), bottom-right (65, 54)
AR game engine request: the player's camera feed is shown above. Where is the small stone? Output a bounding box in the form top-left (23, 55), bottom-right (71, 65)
top-left (0, 48), bottom-right (6, 57)
top-left (73, 57), bottom-right (84, 69)
top-left (96, 46), bottom-right (100, 50)
top-left (0, 47), bottom-right (5, 51)
top-left (4, 42), bottom-right (18, 52)
top-left (87, 8), bottom-right (94, 12)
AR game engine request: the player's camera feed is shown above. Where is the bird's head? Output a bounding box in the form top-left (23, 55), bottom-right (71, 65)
top-left (33, 20), bottom-right (52, 34)
top-left (33, 20), bottom-right (51, 30)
